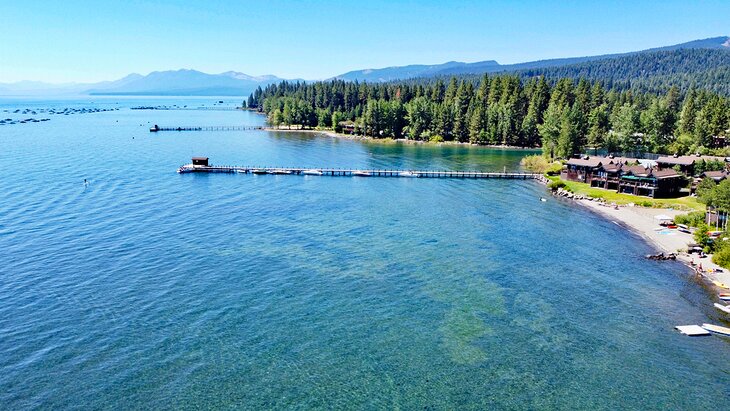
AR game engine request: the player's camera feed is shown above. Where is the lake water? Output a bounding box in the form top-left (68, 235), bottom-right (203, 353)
top-left (1, 97), bottom-right (728, 409)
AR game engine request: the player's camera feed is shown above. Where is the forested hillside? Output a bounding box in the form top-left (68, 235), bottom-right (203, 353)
top-left (334, 37), bottom-right (730, 93)
top-left (516, 49), bottom-right (730, 95)
top-left (247, 74), bottom-right (730, 159)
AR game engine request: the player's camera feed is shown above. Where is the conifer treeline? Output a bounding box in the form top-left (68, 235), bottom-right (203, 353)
top-left (516, 49), bottom-right (730, 97)
top-left (246, 75), bottom-right (730, 158)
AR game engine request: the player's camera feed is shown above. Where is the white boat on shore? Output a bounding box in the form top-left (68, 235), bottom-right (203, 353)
top-left (714, 303), bottom-right (730, 314)
top-left (702, 323), bottom-right (730, 336)
top-left (302, 169), bottom-right (323, 176)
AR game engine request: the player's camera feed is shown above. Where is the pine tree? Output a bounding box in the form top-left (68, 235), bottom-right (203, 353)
top-left (539, 102), bottom-right (562, 159)
top-left (679, 89), bottom-right (698, 135)
top-left (452, 81), bottom-right (474, 142)
top-left (557, 106), bottom-right (581, 159)
top-left (587, 104), bottom-right (609, 149)
top-left (443, 77), bottom-right (458, 105)
top-left (433, 103), bottom-right (454, 140)
top-left (469, 103), bottom-right (486, 143)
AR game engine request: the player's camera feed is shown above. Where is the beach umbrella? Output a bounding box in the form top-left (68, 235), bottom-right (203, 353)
top-left (654, 214), bottom-right (672, 220)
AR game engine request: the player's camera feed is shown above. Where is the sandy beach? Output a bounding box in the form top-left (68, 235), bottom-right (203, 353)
top-left (263, 127), bottom-right (539, 149)
top-left (577, 199), bottom-right (730, 294)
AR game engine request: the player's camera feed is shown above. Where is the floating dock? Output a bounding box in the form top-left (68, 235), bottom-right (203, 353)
top-left (675, 325), bottom-right (711, 336)
top-left (177, 159), bottom-right (545, 181)
top-left (150, 125), bottom-right (263, 132)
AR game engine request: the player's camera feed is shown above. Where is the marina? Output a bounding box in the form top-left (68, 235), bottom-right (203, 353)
top-left (177, 157), bottom-right (547, 180)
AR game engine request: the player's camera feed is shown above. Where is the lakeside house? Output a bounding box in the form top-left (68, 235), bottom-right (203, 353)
top-left (656, 155), bottom-right (697, 174)
top-left (700, 170), bottom-right (729, 182)
top-left (561, 155), bottom-right (685, 198)
top-left (337, 121), bottom-right (357, 134)
top-left (655, 154), bottom-right (728, 175)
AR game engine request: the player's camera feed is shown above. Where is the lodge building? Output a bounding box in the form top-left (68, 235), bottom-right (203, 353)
top-left (561, 155), bottom-right (685, 198)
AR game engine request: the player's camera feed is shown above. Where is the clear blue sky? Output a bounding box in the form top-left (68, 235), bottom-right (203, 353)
top-left (1, 0), bottom-right (728, 83)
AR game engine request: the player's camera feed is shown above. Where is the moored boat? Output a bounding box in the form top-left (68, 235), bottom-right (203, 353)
top-left (271, 169), bottom-right (292, 175)
top-left (714, 302), bottom-right (730, 315)
top-left (398, 171), bottom-right (418, 178)
top-left (251, 169), bottom-right (269, 174)
top-left (719, 293), bottom-right (730, 301)
top-left (353, 171), bottom-right (371, 177)
top-left (302, 169), bottom-right (323, 175)
top-left (701, 323), bottom-right (730, 336)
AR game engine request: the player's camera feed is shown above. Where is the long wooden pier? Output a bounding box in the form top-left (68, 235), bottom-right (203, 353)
top-left (150, 125), bottom-right (263, 132)
top-left (133, 106), bottom-right (244, 111)
top-left (177, 164), bottom-right (545, 181)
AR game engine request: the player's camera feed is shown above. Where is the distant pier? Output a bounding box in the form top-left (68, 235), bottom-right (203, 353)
top-left (177, 158), bottom-right (546, 181)
top-left (150, 125), bottom-right (263, 132)
top-left (133, 106), bottom-right (244, 111)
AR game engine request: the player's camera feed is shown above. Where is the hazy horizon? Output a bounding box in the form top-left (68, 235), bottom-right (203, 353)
top-left (2, 0), bottom-right (729, 84)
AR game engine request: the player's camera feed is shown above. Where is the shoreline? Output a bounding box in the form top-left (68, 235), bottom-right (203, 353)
top-left (573, 198), bottom-right (730, 295)
top-left (262, 121), bottom-right (729, 301)
top-left (262, 127), bottom-right (540, 149)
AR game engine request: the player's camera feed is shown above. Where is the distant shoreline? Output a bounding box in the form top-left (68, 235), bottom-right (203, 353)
top-left (262, 127), bottom-right (540, 150)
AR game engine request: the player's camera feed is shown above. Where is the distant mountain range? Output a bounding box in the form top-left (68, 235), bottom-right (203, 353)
top-left (334, 36), bottom-right (730, 82)
top-left (1, 36), bottom-right (728, 96)
top-left (0, 70), bottom-right (293, 97)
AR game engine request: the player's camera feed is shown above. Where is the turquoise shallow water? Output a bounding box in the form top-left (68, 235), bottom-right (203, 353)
top-left (0, 97), bottom-right (728, 409)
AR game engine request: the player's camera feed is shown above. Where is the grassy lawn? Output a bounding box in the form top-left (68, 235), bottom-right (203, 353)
top-left (547, 176), bottom-right (705, 211)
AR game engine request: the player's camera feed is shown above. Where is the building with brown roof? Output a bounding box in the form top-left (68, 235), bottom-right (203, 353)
top-left (560, 155), bottom-right (686, 198)
top-left (618, 166), bottom-right (684, 197)
top-left (563, 157), bottom-right (604, 183)
top-left (656, 154), bottom-right (728, 175)
top-left (700, 170), bottom-right (728, 182)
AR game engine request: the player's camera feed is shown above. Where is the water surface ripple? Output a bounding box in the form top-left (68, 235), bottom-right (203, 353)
top-left (0, 97), bottom-right (728, 409)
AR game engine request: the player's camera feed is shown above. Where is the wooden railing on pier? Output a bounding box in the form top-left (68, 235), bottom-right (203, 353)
top-left (150, 125), bottom-right (263, 132)
top-left (177, 164), bottom-right (545, 181)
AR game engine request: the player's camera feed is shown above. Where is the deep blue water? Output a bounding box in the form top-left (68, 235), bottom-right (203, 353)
top-left (1, 97), bottom-right (728, 409)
